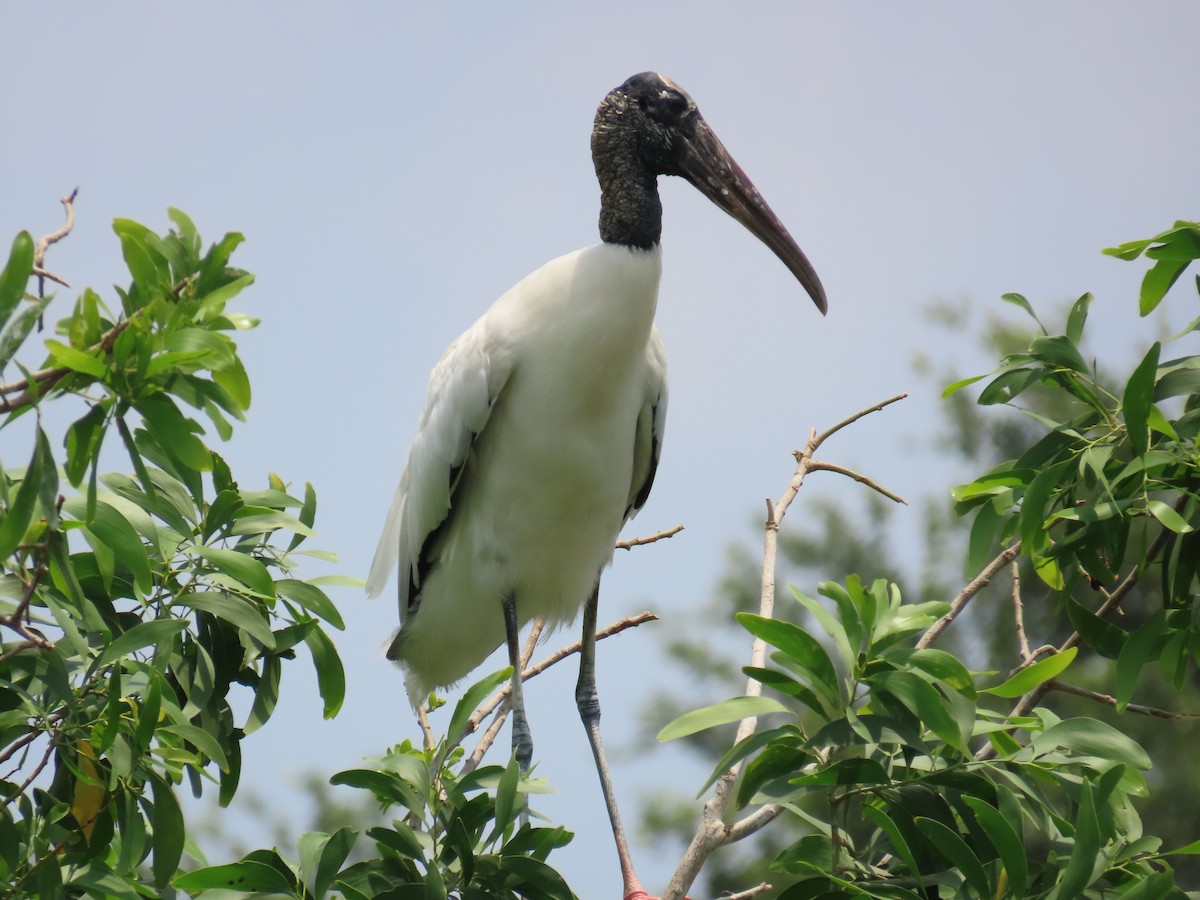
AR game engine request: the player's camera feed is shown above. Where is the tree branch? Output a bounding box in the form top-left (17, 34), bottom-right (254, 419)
top-left (616, 524), bottom-right (685, 551)
top-left (33, 187), bottom-right (78, 295)
top-left (916, 542), bottom-right (1021, 650)
top-left (662, 394), bottom-right (908, 900)
top-left (806, 461), bottom-right (907, 505)
top-left (1048, 679), bottom-right (1200, 720)
top-left (459, 612), bottom-right (659, 772)
top-left (976, 515), bottom-right (1178, 761)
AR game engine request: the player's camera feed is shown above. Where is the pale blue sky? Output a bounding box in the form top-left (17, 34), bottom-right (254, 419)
top-left (4, 3), bottom-right (1199, 894)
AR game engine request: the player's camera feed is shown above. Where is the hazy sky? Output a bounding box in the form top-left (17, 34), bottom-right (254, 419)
top-left (5, 3), bottom-right (1200, 894)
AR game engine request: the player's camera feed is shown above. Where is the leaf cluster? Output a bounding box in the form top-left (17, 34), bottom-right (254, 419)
top-left (0, 212), bottom-right (345, 897)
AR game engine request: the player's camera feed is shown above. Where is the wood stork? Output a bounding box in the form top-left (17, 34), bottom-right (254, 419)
top-left (368, 71), bottom-right (826, 894)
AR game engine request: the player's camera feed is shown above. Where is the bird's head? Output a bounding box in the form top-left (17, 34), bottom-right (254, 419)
top-left (593, 72), bottom-right (827, 315)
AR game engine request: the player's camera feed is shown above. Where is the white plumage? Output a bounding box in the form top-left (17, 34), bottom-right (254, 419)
top-left (367, 242), bottom-right (668, 700)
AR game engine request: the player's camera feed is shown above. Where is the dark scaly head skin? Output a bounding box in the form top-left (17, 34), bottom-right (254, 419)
top-left (592, 72), bottom-right (827, 314)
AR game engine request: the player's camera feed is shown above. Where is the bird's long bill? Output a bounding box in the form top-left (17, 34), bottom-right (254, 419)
top-left (676, 119), bottom-right (828, 315)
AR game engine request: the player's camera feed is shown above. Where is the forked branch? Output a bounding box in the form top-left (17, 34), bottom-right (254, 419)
top-left (661, 394), bottom-right (907, 900)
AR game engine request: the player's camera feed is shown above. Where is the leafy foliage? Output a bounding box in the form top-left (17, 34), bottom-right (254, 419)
top-left (0, 212), bottom-right (345, 896)
top-left (180, 732), bottom-right (575, 899)
top-left (658, 220), bottom-right (1200, 897)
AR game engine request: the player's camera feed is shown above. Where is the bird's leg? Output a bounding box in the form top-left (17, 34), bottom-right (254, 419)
top-left (576, 583), bottom-right (644, 898)
top-left (502, 594), bottom-right (534, 777)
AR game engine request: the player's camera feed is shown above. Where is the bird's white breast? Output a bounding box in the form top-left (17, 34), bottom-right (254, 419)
top-left (392, 243), bottom-right (663, 697)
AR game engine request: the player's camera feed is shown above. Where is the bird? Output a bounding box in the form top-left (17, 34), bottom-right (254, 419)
top-left (367, 71), bottom-right (826, 895)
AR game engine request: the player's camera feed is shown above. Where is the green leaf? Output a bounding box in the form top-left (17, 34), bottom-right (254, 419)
top-left (1056, 779), bottom-right (1101, 896)
top-left (1020, 460), bottom-right (1068, 550)
top-left (0, 230), bottom-right (35, 330)
top-left (447, 668), bottom-right (512, 745)
top-left (1030, 334), bottom-right (1089, 374)
top-left (870, 670), bottom-right (967, 752)
top-left (44, 338), bottom-right (107, 378)
top-left (314, 827), bottom-right (358, 896)
top-left (962, 797), bottom-right (1027, 899)
top-left (64, 498), bottom-right (154, 595)
top-left (174, 861), bottom-right (296, 893)
top-left (915, 817), bottom-right (991, 899)
top-left (0, 293), bottom-right (54, 370)
top-left (1147, 499), bottom-right (1193, 534)
top-left (490, 756), bottom-right (521, 844)
top-left (96, 619), bottom-right (188, 669)
top-left (1140, 259), bottom-right (1187, 315)
top-left (1124, 342), bottom-right (1161, 457)
top-left (185, 591), bottom-right (275, 647)
top-left (150, 772), bottom-right (185, 888)
top-left (1031, 717), bottom-right (1151, 769)
top-left (886, 648), bottom-right (975, 696)
top-left (277, 579), bottom-right (345, 629)
top-left (305, 625), bottom-right (345, 719)
top-left (138, 394), bottom-right (212, 472)
top-left (64, 403), bottom-right (108, 487)
top-left (942, 373), bottom-right (986, 398)
top-left (245, 654), bottom-right (281, 734)
top-left (657, 696), bottom-right (789, 742)
top-left (736, 613), bottom-right (840, 704)
top-left (1000, 292), bottom-right (1045, 331)
top-left (1115, 612), bottom-right (1165, 711)
top-left (1065, 292), bottom-right (1092, 346)
top-left (862, 805), bottom-right (923, 890)
top-left (790, 587), bottom-right (855, 673)
top-left (983, 647), bottom-right (1077, 698)
top-left (790, 757), bottom-right (888, 786)
top-left (114, 218), bottom-right (171, 295)
top-left (194, 545), bottom-right (275, 597)
top-left (0, 426), bottom-right (52, 559)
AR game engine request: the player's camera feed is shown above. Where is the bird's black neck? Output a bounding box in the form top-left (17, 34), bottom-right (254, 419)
top-left (596, 166), bottom-right (662, 249)
top-left (592, 100), bottom-right (663, 249)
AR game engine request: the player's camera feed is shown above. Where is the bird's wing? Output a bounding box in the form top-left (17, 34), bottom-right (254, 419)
top-left (366, 321), bottom-right (514, 624)
top-left (626, 326), bottom-right (669, 520)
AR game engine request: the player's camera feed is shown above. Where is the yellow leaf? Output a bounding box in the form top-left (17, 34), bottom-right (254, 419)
top-left (71, 739), bottom-right (105, 841)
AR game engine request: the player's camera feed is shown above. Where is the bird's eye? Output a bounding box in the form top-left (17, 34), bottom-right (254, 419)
top-left (658, 90), bottom-right (687, 115)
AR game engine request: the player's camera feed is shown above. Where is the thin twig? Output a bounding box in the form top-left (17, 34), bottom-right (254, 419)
top-left (1011, 560), bottom-right (1030, 660)
top-left (813, 393), bottom-right (908, 448)
top-left (0, 735), bottom-right (55, 811)
top-left (1048, 680), bottom-right (1200, 720)
top-left (663, 394), bottom-right (908, 900)
top-left (807, 461), bottom-right (907, 505)
top-left (30, 267), bottom-right (69, 288)
top-left (33, 187), bottom-right (78, 299)
top-left (917, 542), bottom-right (1021, 650)
top-left (720, 883), bottom-right (774, 899)
top-left (616, 524), bottom-right (685, 550)
top-left (416, 705), bottom-right (436, 754)
top-left (460, 613), bottom-right (659, 772)
top-left (977, 513), bottom-right (1179, 761)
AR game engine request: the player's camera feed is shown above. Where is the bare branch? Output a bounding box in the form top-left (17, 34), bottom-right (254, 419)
top-left (0, 735), bottom-right (55, 811)
top-left (812, 392), bottom-right (908, 449)
top-left (30, 267), bottom-right (69, 288)
top-left (416, 705), bottom-right (436, 754)
top-left (807, 460), bottom-right (907, 505)
top-left (917, 542), bottom-right (1021, 650)
top-left (616, 523), bottom-right (685, 551)
top-left (1011, 559), bottom-right (1030, 660)
top-left (977, 511), bottom-right (1179, 761)
top-left (725, 803), bottom-right (785, 843)
top-left (663, 394), bottom-right (908, 900)
top-left (1048, 679), bottom-right (1200, 720)
top-left (0, 317), bottom-right (133, 413)
top-left (721, 883), bottom-right (774, 899)
top-left (33, 188), bottom-right (78, 272)
top-left (459, 612), bottom-right (658, 772)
